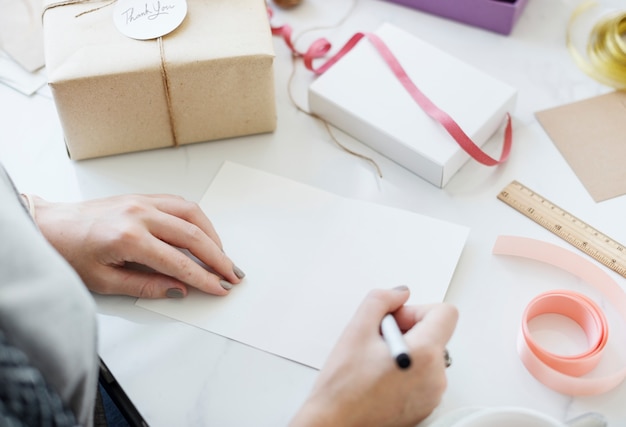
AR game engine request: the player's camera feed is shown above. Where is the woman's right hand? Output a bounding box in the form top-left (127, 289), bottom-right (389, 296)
top-left (290, 285), bottom-right (458, 427)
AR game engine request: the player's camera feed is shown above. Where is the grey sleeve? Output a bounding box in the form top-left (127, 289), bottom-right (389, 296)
top-left (0, 165), bottom-right (99, 427)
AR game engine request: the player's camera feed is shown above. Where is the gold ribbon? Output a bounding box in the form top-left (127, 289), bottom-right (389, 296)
top-left (567, 1), bottom-right (626, 89)
top-left (42, 0), bottom-right (180, 147)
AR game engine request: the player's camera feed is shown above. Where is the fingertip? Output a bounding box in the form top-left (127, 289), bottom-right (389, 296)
top-left (391, 285), bottom-right (409, 293)
top-left (184, 267), bottom-right (237, 296)
top-left (225, 256), bottom-right (245, 283)
top-left (233, 264), bottom-right (246, 280)
top-left (220, 279), bottom-right (233, 291)
top-left (216, 252), bottom-right (244, 284)
top-left (390, 285), bottom-right (411, 307)
top-left (440, 302), bottom-right (460, 323)
top-left (156, 280), bottom-right (189, 299)
top-left (166, 288), bottom-right (186, 299)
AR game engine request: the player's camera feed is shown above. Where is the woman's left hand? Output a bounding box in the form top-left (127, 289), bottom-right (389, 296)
top-left (30, 194), bottom-right (244, 298)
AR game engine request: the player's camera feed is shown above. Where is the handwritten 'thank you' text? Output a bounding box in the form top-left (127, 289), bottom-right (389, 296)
top-left (121, 1), bottom-right (176, 25)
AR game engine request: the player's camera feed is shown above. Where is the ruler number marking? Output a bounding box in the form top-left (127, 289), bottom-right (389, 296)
top-left (498, 181), bottom-right (626, 279)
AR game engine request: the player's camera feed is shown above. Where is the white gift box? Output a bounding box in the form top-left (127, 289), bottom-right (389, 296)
top-left (308, 23), bottom-right (517, 187)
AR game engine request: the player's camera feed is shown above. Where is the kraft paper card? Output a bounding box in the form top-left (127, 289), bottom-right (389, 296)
top-left (535, 91), bottom-right (626, 202)
top-left (136, 162), bottom-right (469, 369)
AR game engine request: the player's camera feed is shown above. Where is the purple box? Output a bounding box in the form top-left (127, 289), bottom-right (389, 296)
top-left (385, 0), bottom-right (529, 35)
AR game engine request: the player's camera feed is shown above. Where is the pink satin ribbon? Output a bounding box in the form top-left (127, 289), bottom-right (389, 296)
top-left (268, 8), bottom-right (512, 166)
top-left (493, 235), bottom-right (626, 396)
top-left (522, 290), bottom-right (608, 377)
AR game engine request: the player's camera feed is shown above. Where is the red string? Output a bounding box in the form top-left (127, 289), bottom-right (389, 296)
top-left (268, 7), bottom-right (512, 166)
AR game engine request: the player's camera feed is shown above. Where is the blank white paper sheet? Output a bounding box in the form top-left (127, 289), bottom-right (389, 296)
top-left (136, 162), bottom-right (469, 369)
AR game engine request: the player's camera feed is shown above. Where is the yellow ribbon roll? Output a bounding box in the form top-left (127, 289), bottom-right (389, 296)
top-left (568, 2), bottom-right (626, 89)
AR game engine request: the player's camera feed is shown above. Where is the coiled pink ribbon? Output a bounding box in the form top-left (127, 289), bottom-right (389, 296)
top-left (268, 8), bottom-right (513, 166)
top-left (493, 235), bottom-right (626, 396)
top-left (522, 290), bottom-right (608, 377)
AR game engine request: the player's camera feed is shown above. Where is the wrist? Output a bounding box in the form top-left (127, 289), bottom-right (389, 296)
top-left (290, 397), bottom-right (353, 427)
top-left (290, 402), bottom-right (329, 427)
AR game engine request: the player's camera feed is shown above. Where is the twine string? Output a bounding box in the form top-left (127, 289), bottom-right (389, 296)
top-left (42, 0), bottom-right (91, 21)
top-left (158, 36), bottom-right (179, 146)
top-left (75, 0), bottom-right (117, 17)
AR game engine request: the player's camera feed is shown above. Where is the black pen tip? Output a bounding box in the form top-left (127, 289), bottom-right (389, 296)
top-left (396, 354), bottom-right (411, 369)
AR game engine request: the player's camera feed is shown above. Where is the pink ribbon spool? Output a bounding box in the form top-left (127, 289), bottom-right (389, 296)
top-left (493, 235), bottom-right (626, 396)
top-left (521, 290), bottom-right (608, 377)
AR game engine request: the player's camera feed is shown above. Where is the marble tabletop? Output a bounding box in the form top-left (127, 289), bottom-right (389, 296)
top-left (1, 0), bottom-right (626, 425)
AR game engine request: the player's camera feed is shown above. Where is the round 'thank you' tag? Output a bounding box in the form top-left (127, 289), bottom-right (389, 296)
top-left (113, 0), bottom-right (188, 40)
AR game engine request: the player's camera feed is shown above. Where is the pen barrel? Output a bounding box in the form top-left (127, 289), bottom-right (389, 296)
top-left (381, 314), bottom-right (411, 368)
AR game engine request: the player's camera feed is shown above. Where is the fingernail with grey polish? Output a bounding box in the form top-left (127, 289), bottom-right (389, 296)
top-left (166, 288), bottom-right (184, 299)
top-left (220, 280), bottom-right (233, 291)
top-left (233, 265), bottom-right (246, 279)
top-left (393, 285), bottom-right (409, 292)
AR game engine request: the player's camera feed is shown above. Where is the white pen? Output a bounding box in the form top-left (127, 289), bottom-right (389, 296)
top-left (381, 313), bottom-right (411, 369)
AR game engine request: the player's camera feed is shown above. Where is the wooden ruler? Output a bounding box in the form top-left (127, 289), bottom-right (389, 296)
top-left (497, 180), bottom-right (626, 279)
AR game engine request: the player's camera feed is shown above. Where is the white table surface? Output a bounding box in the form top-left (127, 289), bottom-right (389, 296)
top-left (2, 0), bottom-right (626, 426)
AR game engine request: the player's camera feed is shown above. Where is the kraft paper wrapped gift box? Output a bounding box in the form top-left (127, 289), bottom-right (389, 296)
top-left (42, 0), bottom-right (276, 160)
top-left (308, 23), bottom-right (517, 188)
top-left (384, 0), bottom-right (529, 35)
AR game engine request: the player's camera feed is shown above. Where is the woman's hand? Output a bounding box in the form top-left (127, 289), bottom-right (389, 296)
top-left (291, 286), bottom-right (458, 427)
top-left (30, 194), bottom-right (244, 298)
